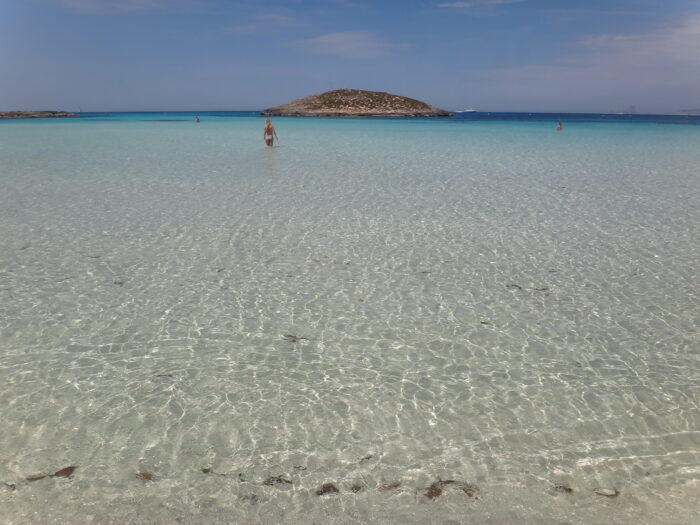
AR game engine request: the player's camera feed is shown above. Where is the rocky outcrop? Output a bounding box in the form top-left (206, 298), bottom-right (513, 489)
top-left (0, 111), bottom-right (75, 119)
top-left (261, 89), bottom-right (451, 117)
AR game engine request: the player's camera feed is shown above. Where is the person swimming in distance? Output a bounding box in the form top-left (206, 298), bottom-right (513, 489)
top-left (556, 122), bottom-right (563, 131)
top-left (263, 119), bottom-right (278, 147)
top-left (195, 116), bottom-right (200, 123)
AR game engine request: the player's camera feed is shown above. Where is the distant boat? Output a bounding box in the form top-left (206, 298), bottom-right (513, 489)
top-left (457, 108), bottom-right (477, 113)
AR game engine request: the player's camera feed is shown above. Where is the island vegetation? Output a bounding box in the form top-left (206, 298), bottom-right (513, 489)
top-left (261, 89), bottom-right (451, 117)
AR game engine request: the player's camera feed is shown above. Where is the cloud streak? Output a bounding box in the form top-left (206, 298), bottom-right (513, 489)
top-left (42, 0), bottom-right (199, 14)
top-left (471, 14), bottom-right (700, 111)
top-left (299, 31), bottom-right (411, 59)
top-left (438, 0), bottom-right (524, 8)
top-left (227, 11), bottom-right (305, 34)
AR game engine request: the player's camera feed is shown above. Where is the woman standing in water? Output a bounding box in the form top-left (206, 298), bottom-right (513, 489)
top-left (263, 119), bottom-right (278, 147)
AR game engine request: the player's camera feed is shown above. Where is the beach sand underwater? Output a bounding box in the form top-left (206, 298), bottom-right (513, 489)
top-left (1, 113), bottom-right (699, 523)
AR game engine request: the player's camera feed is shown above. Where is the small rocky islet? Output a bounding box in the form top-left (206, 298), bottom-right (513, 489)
top-left (0, 111), bottom-right (75, 119)
top-left (261, 89), bottom-right (451, 117)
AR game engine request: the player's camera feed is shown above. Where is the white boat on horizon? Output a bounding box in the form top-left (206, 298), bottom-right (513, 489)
top-left (457, 108), bottom-right (477, 113)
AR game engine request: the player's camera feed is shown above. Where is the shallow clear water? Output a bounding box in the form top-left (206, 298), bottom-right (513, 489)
top-left (1, 114), bottom-right (699, 524)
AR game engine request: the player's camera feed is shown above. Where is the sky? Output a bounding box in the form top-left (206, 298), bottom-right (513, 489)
top-left (1, 0), bottom-right (699, 113)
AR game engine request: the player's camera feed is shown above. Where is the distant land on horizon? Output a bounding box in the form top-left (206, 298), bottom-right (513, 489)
top-left (0, 110), bottom-right (75, 119)
top-left (2, 107), bottom-right (699, 118)
top-left (261, 89), bottom-right (451, 117)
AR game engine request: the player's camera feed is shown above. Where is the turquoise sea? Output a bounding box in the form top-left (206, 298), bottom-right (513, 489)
top-left (1, 112), bottom-right (699, 524)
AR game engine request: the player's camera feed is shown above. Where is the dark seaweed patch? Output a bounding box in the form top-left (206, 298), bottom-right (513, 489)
top-left (26, 466), bottom-right (78, 482)
top-left (379, 481), bottom-right (401, 491)
top-left (350, 484), bottom-right (364, 493)
top-left (424, 479), bottom-right (478, 499)
top-left (282, 334), bottom-right (307, 343)
top-left (555, 484), bottom-right (574, 493)
top-left (136, 472), bottom-right (154, 481)
top-left (25, 474), bottom-right (48, 482)
top-left (316, 482), bottom-right (340, 495)
top-left (262, 476), bottom-right (292, 486)
top-left (53, 466), bottom-right (77, 478)
top-left (506, 284), bottom-right (522, 290)
top-left (462, 483), bottom-right (479, 497)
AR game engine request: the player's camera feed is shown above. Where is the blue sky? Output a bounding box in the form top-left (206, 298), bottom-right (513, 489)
top-left (1, 0), bottom-right (699, 112)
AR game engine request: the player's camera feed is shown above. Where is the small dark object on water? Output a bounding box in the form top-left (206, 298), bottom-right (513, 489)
top-left (26, 466), bottom-right (78, 482)
top-left (282, 334), bottom-right (307, 343)
top-left (156, 373), bottom-right (174, 378)
top-left (136, 472), bottom-right (154, 481)
top-left (3, 482), bottom-right (16, 491)
top-left (555, 484), bottom-right (574, 493)
top-left (480, 321), bottom-right (491, 325)
top-left (202, 468), bottom-right (212, 474)
top-left (262, 476), bottom-right (292, 486)
top-left (594, 488), bottom-right (620, 498)
top-left (316, 482), bottom-right (340, 495)
top-left (379, 481), bottom-right (401, 491)
top-left (113, 280), bottom-right (124, 286)
top-left (418, 271), bottom-right (431, 274)
top-left (293, 465), bottom-right (307, 471)
top-left (359, 454), bottom-right (374, 464)
top-left (506, 284), bottom-right (522, 290)
top-left (216, 268), bottom-right (225, 273)
top-left (535, 286), bottom-right (549, 292)
top-left (350, 484), bottom-right (364, 493)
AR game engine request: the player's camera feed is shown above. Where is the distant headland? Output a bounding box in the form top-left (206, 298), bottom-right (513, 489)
top-left (0, 111), bottom-right (75, 119)
top-left (261, 89), bottom-right (452, 117)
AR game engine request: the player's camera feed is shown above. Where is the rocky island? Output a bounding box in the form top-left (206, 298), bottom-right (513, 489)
top-left (261, 89), bottom-right (451, 117)
top-left (0, 111), bottom-right (75, 119)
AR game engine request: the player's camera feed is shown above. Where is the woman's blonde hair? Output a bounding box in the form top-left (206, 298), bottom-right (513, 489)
top-left (265, 119), bottom-right (271, 125)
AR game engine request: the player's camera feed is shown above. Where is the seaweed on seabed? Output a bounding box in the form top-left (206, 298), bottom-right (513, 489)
top-left (594, 488), bottom-right (620, 498)
top-left (282, 334), bottom-right (307, 343)
top-left (555, 484), bottom-right (574, 493)
top-left (262, 476), bottom-right (292, 486)
top-left (424, 479), bottom-right (455, 499)
top-left (424, 479), bottom-right (479, 499)
top-left (316, 482), bottom-right (340, 495)
top-left (136, 472), bottom-right (155, 481)
top-left (26, 466), bottom-right (78, 482)
top-left (379, 481), bottom-right (401, 491)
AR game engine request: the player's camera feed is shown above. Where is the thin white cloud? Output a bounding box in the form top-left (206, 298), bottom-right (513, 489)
top-left (438, 0), bottom-right (524, 8)
top-left (227, 11), bottom-right (305, 34)
top-left (471, 13), bottom-right (700, 112)
top-left (299, 31), bottom-right (411, 59)
top-left (43, 0), bottom-right (199, 14)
